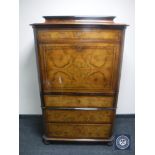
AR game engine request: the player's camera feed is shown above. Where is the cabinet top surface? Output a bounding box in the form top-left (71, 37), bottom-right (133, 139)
top-left (31, 16), bottom-right (128, 28)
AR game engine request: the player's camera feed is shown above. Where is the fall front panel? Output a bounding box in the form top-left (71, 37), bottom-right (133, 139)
top-left (39, 43), bottom-right (120, 93)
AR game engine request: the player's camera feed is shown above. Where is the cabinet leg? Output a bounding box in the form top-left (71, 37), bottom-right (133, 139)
top-left (42, 138), bottom-right (50, 145)
top-left (107, 140), bottom-right (114, 146)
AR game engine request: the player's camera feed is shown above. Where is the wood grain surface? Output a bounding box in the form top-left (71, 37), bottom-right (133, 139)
top-left (38, 29), bottom-right (121, 43)
top-left (39, 43), bottom-right (120, 93)
top-left (45, 123), bottom-right (112, 139)
top-left (44, 95), bottom-right (114, 108)
top-left (32, 16), bottom-right (126, 142)
top-left (44, 109), bottom-right (114, 123)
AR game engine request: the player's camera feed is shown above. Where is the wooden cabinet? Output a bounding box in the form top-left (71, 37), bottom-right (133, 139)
top-left (31, 16), bottom-right (127, 144)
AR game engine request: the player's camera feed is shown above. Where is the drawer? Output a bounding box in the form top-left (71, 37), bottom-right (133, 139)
top-left (37, 29), bottom-right (121, 43)
top-left (44, 95), bottom-right (114, 108)
top-left (44, 109), bottom-right (114, 123)
top-left (45, 123), bottom-right (112, 139)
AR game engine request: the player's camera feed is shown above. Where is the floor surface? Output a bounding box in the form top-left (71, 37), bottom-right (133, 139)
top-left (19, 116), bottom-right (135, 155)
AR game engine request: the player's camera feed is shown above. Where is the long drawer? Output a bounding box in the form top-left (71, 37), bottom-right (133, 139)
top-left (45, 123), bottom-right (112, 139)
top-left (37, 29), bottom-right (121, 43)
top-left (44, 109), bottom-right (115, 123)
top-left (44, 95), bottom-right (114, 108)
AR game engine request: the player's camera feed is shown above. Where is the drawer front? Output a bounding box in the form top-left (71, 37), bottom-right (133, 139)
top-left (39, 43), bottom-right (120, 93)
top-left (44, 95), bottom-right (114, 108)
top-left (44, 109), bottom-right (114, 123)
top-left (45, 123), bottom-right (112, 139)
top-left (37, 29), bottom-right (121, 43)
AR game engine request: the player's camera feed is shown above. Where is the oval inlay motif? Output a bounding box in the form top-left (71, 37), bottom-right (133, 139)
top-left (50, 71), bottom-right (72, 87)
top-left (89, 50), bottom-right (107, 67)
top-left (48, 50), bottom-right (71, 68)
top-left (87, 71), bottom-right (108, 87)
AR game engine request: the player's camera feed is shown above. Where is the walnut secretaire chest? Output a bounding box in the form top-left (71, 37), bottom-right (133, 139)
top-left (31, 16), bottom-right (127, 144)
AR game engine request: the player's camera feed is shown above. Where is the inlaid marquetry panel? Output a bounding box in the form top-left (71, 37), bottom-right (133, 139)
top-left (45, 123), bottom-right (112, 139)
top-left (37, 29), bottom-right (121, 43)
top-left (44, 109), bottom-right (114, 123)
top-left (44, 95), bottom-right (114, 108)
top-left (39, 43), bottom-right (120, 93)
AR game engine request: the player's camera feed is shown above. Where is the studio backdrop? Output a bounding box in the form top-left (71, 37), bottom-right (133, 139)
top-left (19, 0), bottom-right (134, 114)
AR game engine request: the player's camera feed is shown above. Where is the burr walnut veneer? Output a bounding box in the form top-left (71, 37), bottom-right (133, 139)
top-left (31, 16), bottom-right (127, 144)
